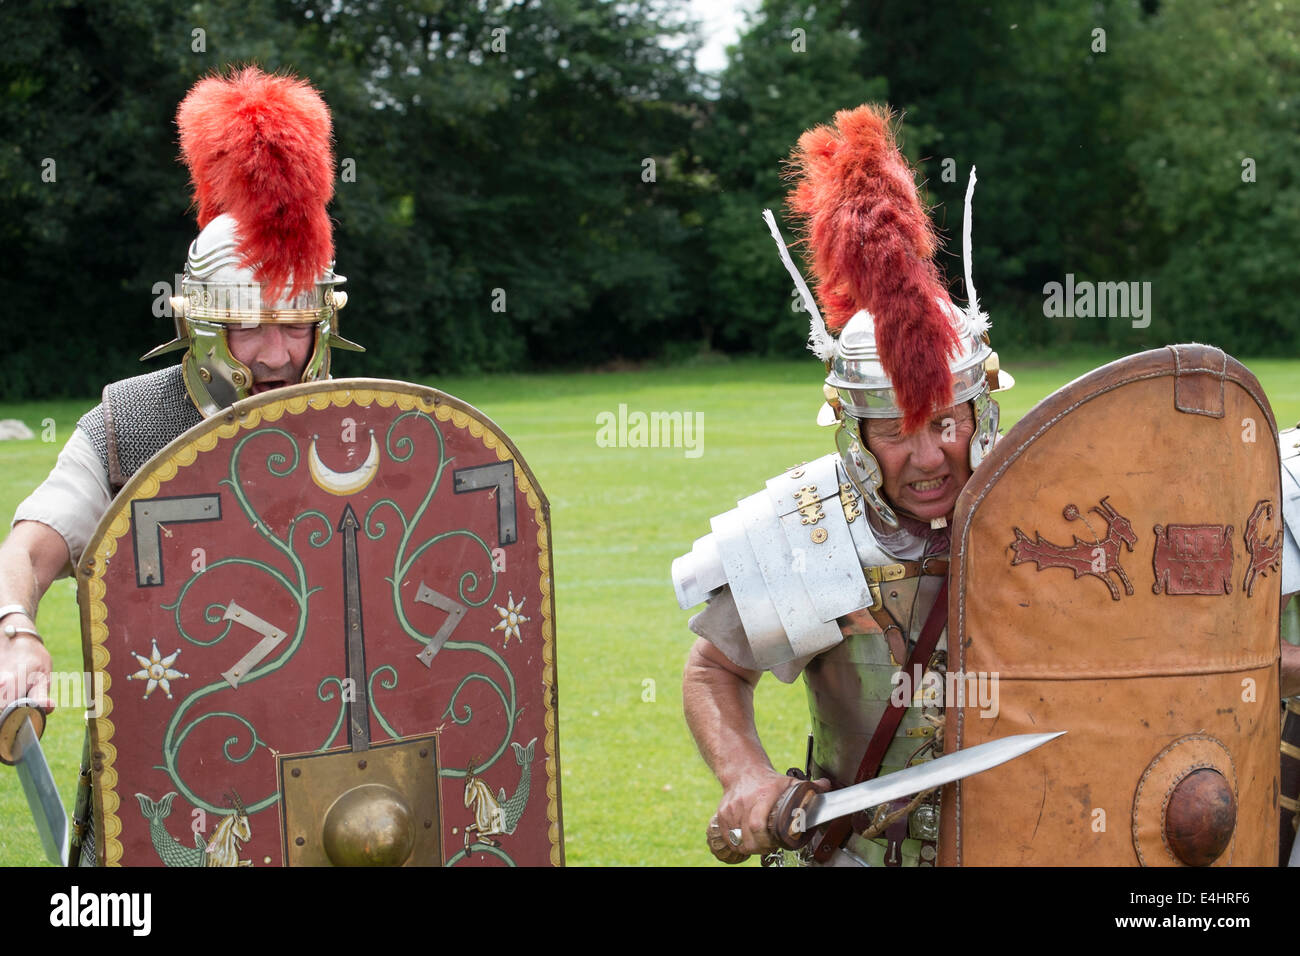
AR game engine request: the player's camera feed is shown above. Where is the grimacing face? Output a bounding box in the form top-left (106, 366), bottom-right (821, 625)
top-left (863, 402), bottom-right (976, 522)
top-left (226, 323), bottom-right (315, 394)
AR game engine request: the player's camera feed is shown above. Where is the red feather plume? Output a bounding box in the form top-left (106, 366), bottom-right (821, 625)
top-left (787, 105), bottom-right (960, 433)
top-left (177, 67), bottom-right (335, 302)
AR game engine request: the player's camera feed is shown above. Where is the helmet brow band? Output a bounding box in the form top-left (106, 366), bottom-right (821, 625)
top-left (189, 309), bottom-right (329, 323)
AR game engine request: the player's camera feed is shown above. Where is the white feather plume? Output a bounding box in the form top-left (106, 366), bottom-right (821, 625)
top-left (762, 208), bottom-right (834, 362)
top-left (962, 166), bottom-right (990, 338)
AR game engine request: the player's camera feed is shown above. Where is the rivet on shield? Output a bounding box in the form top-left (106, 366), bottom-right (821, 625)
top-left (811, 528), bottom-right (828, 544)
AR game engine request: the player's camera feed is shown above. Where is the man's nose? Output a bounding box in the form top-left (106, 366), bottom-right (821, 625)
top-left (251, 327), bottom-right (291, 367)
top-left (909, 430), bottom-right (948, 470)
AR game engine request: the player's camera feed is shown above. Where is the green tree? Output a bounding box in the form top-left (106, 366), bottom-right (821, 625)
top-left (0, 0), bottom-right (711, 399)
top-left (1121, 0), bottom-right (1300, 354)
top-left (847, 0), bottom-right (1146, 349)
top-left (700, 0), bottom-right (1153, 355)
top-left (697, 0), bottom-right (880, 356)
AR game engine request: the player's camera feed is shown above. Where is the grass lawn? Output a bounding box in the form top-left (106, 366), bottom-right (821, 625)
top-left (1, 347), bottom-right (1296, 867)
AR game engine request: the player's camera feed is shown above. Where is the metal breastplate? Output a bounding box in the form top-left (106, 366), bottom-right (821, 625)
top-left (803, 572), bottom-right (946, 867)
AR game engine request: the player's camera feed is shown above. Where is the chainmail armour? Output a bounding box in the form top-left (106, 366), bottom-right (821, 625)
top-left (76, 365), bottom-right (203, 493)
top-left (69, 364), bottom-right (201, 865)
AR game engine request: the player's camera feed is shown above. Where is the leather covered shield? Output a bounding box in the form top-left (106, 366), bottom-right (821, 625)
top-left (76, 380), bottom-right (561, 866)
top-left (940, 346), bottom-right (1281, 866)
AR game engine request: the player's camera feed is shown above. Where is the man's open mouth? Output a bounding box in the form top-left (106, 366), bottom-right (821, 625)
top-left (250, 380), bottom-right (285, 394)
top-left (908, 476), bottom-right (949, 497)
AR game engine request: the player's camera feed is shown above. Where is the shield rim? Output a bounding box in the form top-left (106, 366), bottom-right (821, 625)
top-left (944, 345), bottom-right (1278, 866)
top-left (74, 377), bottom-right (562, 867)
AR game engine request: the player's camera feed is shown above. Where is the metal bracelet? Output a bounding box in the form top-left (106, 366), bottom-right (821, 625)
top-left (2, 623), bottom-right (42, 643)
top-left (0, 604), bottom-right (31, 623)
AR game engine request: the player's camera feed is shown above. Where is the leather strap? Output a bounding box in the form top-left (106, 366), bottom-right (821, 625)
top-left (864, 558), bottom-right (949, 584)
top-left (866, 564), bottom-right (950, 664)
top-left (882, 798), bottom-right (911, 866)
top-left (101, 383), bottom-right (123, 496)
top-left (811, 578), bottom-right (949, 862)
top-left (868, 604), bottom-right (909, 667)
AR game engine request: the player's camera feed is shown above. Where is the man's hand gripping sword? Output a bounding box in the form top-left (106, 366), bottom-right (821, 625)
top-left (707, 730), bottom-right (1065, 864)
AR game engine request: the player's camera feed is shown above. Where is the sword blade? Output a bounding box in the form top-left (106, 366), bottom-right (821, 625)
top-left (13, 717), bottom-right (69, 866)
top-left (805, 731), bottom-right (1065, 831)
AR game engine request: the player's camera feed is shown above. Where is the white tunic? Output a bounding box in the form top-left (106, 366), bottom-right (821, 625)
top-left (10, 429), bottom-right (112, 572)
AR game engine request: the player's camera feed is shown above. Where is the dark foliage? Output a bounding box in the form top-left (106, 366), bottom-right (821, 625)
top-left (0, 0), bottom-right (1293, 401)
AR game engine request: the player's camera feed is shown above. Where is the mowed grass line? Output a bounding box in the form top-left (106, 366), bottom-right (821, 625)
top-left (0, 351), bottom-right (1296, 867)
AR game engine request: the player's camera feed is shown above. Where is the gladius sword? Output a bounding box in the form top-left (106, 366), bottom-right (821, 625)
top-left (707, 730), bottom-right (1065, 864)
top-left (0, 698), bottom-right (69, 866)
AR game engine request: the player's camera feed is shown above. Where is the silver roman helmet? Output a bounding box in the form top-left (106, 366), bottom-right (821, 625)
top-left (144, 67), bottom-right (364, 417)
top-left (145, 213), bottom-right (362, 417)
top-left (820, 300), bottom-right (1009, 529)
top-left (767, 105), bottom-right (1013, 529)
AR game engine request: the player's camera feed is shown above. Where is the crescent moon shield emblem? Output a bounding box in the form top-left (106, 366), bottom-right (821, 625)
top-left (308, 431), bottom-right (380, 496)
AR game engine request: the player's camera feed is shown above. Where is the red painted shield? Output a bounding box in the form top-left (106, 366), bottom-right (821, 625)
top-left (76, 380), bottom-right (561, 866)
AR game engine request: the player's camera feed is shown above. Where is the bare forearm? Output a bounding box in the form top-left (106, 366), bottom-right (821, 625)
top-left (0, 521), bottom-right (70, 618)
top-left (0, 522), bottom-right (70, 709)
top-left (0, 540), bottom-right (44, 618)
top-left (682, 640), bottom-right (774, 787)
top-left (683, 637), bottom-right (826, 855)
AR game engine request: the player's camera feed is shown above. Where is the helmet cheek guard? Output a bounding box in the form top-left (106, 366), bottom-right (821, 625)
top-left (299, 288), bottom-right (363, 389)
top-left (185, 318), bottom-right (252, 413)
top-left (969, 387), bottom-right (1000, 472)
top-left (833, 414), bottom-right (898, 529)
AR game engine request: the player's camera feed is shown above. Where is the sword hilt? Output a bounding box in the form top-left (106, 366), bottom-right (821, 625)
top-left (0, 698), bottom-right (47, 766)
top-left (705, 775), bottom-right (820, 864)
top-left (767, 778), bottom-right (819, 850)
top-left (705, 813), bottom-right (749, 864)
